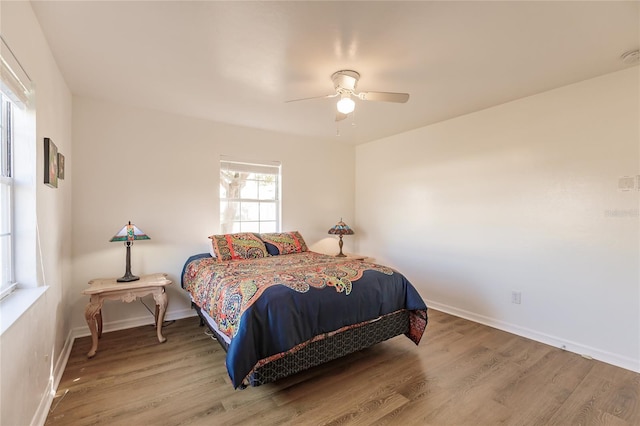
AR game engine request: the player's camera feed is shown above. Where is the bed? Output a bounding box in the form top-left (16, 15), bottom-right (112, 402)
top-left (181, 232), bottom-right (428, 389)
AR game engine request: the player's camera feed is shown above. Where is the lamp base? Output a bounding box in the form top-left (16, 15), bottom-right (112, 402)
top-left (117, 273), bottom-right (140, 282)
top-left (335, 234), bottom-right (346, 257)
top-left (118, 242), bottom-right (140, 282)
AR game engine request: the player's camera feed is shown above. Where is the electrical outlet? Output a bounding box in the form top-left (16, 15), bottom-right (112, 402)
top-left (511, 291), bottom-right (522, 304)
top-left (618, 176), bottom-right (635, 191)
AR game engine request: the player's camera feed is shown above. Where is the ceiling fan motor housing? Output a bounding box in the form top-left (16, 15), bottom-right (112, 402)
top-left (332, 70), bottom-right (360, 93)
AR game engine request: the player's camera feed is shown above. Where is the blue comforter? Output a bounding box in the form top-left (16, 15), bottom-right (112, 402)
top-left (182, 251), bottom-right (427, 388)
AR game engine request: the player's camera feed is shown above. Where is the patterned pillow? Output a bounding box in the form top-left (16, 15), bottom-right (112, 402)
top-left (209, 233), bottom-right (269, 261)
top-left (259, 231), bottom-right (309, 255)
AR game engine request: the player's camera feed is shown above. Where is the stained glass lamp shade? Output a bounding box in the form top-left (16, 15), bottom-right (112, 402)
top-left (110, 221), bottom-right (150, 282)
top-left (328, 219), bottom-right (354, 257)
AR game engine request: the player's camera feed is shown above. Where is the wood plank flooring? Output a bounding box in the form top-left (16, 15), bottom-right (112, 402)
top-left (46, 310), bottom-right (639, 425)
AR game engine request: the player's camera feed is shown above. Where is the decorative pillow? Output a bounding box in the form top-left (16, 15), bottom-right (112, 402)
top-left (259, 231), bottom-right (308, 255)
top-left (209, 233), bottom-right (269, 261)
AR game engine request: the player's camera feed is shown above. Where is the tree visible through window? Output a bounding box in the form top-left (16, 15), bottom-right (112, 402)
top-left (220, 159), bottom-right (281, 234)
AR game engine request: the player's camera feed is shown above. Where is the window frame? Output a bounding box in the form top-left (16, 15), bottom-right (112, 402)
top-left (219, 159), bottom-right (281, 234)
top-left (0, 35), bottom-right (43, 334)
top-left (0, 92), bottom-right (16, 299)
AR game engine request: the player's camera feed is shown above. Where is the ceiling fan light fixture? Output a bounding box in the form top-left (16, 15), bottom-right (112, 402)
top-left (337, 95), bottom-right (355, 114)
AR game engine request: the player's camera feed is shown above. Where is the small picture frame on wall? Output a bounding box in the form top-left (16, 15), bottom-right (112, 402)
top-left (44, 137), bottom-right (58, 188)
top-left (57, 153), bottom-right (65, 180)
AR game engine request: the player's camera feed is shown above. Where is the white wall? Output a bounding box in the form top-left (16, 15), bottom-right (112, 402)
top-left (70, 97), bottom-right (355, 332)
top-left (0, 2), bottom-right (73, 426)
top-left (356, 67), bottom-right (640, 371)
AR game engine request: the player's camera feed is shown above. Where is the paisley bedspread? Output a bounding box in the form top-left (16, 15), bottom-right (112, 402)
top-left (182, 251), bottom-right (427, 388)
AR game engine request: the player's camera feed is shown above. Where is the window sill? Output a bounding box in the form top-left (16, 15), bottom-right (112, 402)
top-left (0, 286), bottom-right (48, 336)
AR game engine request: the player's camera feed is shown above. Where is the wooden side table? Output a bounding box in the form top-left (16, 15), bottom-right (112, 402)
top-left (82, 273), bottom-right (172, 358)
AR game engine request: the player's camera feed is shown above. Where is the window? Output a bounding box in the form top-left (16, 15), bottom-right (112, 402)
top-left (0, 35), bottom-right (34, 305)
top-left (220, 159), bottom-right (281, 234)
top-left (0, 93), bottom-right (15, 299)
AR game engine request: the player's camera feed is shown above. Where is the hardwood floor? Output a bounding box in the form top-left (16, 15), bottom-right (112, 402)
top-left (46, 310), bottom-right (639, 425)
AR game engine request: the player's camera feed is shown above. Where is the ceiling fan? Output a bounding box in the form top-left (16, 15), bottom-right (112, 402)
top-left (286, 70), bottom-right (410, 121)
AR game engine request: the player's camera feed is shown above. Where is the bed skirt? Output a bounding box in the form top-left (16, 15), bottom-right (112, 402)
top-left (191, 302), bottom-right (409, 387)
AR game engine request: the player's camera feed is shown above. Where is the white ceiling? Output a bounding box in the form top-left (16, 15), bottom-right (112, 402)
top-left (31, 1), bottom-right (639, 144)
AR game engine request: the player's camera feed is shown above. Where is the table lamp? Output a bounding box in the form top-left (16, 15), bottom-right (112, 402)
top-left (328, 218), bottom-right (354, 257)
top-left (110, 221), bottom-right (150, 282)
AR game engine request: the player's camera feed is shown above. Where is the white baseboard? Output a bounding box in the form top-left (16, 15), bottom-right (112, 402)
top-left (426, 299), bottom-right (640, 374)
top-left (31, 382), bottom-right (53, 426)
top-left (31, 327), bottom-right (76, 426)
top-left (32, 308), bottom-right (197, 426)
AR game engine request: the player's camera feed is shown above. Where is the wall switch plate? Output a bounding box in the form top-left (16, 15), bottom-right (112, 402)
top-left (511, 291), bottom-right (522, 304)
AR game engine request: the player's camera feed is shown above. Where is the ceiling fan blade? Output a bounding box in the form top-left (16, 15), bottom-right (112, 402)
top-left (285, 93), bottom-right (337, 103)
top-left (335, 112), bottom-right (348, 122)
top-left (357, 91), bottom-right (409, 103)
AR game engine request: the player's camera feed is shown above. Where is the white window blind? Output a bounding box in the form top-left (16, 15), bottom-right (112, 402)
top-left (220, 159), bottom-right (281, 234)
top-left (1, 36), bottom-right (31, 107)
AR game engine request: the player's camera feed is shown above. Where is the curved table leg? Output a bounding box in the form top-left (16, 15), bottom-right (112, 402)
top-left (153, 290), bottom-right (168, 343)
top-left (84, 297), bottom-right (104, 358)
top-left (97, 309), bottom-right (103, 338)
